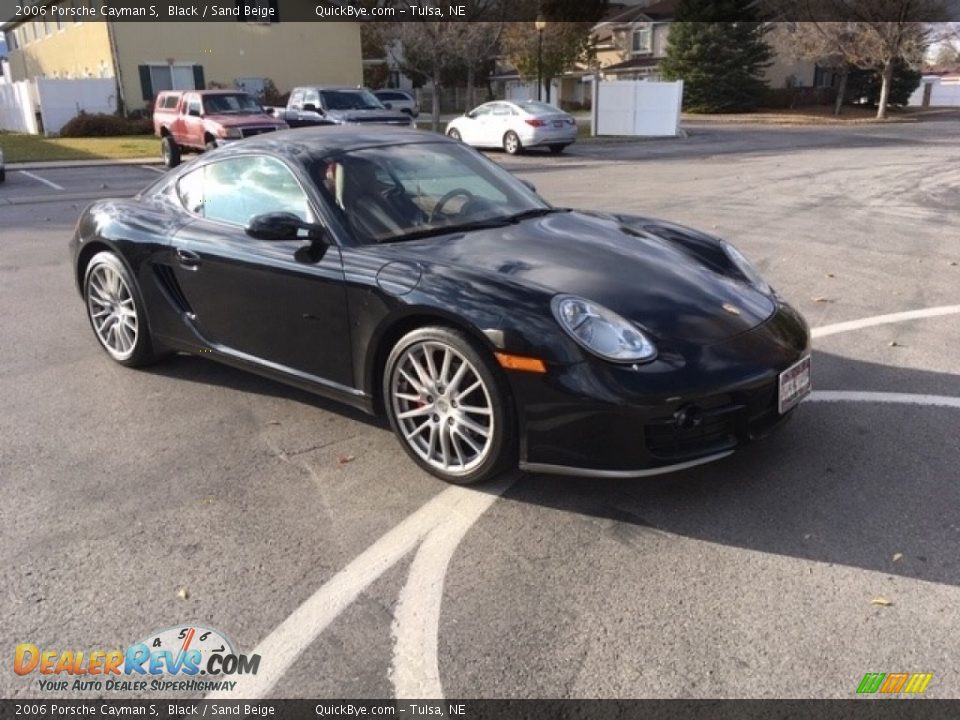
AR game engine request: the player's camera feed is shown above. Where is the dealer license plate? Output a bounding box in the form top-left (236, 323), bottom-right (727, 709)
top-left (778, 355), bottom-right (811, 414)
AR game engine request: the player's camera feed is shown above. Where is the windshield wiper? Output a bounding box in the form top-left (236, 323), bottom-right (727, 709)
top-left (503, 207), bottom-right (569, 223)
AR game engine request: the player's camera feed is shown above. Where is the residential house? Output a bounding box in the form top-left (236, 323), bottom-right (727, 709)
top-left (2, 2), bottom-right (362, 112)
top-left (491, 3), bottom-right (836, 109)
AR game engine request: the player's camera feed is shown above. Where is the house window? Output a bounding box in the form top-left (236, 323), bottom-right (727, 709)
top-left (631, 27), bottom-right (652, 54)
top-left (149, 65), bottom-right (197, 94)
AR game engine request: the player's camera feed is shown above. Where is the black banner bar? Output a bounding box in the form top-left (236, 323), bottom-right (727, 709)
top-left (2, 700), bottom-right (960, 720)
top-left (1, 0), bottom-right (958, 23)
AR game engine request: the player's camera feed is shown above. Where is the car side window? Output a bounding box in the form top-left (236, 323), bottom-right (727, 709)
top-left (470, 105), bottom-right (492, 118)
top-left (186, 97), bottom-right (201, 116)
top-left (303, 89), bottom-right (320, 108)
top-left (289, 89), bottom-right (303, 108)
top-left (176, 156), bottom-right (314, 228)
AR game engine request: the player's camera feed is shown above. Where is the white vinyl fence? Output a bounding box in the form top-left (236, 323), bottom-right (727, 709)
top-left (0, 78), bottom-right (117, 135)
top-left (0, 81), bottom-right (38, 134)
top-left (592, 79), bottom-right (683, 137)
top-left (910, 76), bottom-right (960, 108)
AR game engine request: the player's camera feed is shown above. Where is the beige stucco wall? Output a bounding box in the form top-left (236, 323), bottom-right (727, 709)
top-left (111, 21), bottom-right (362, 109)
top-left (5, 22), bottom-right (112, 82)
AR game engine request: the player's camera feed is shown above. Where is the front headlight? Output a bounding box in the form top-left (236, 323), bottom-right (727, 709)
top-left (222, 127), bottom-right (243, 139)
top-left (551, 295), bottom-right (657, 363)
top-left (723, 242), bottom-right (770, 294)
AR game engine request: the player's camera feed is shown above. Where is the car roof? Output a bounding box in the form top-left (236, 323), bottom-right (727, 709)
top-left (232, 126), bottom-right (453, 159)
top-left (158, 89), bottom-right (251, 97)
top-left (296, 86), bottom-right (370, 92)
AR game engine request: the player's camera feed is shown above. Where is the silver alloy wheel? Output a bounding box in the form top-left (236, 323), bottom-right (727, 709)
top-left (448, 128), bottom-right (461, 141)
top-left (504, 132), bottom-right (520, 154)
top-left (86, 262), bottom-right (139, 361)
top-left (391, 340), bottom-right (495, 476)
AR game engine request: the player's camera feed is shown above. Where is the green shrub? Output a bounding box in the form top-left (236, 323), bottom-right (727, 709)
top-left (59, 112), bottom-right (153, 137)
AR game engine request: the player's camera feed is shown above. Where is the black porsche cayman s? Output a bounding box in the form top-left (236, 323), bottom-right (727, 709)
top-left (71, 127), bottom-right (811, 484)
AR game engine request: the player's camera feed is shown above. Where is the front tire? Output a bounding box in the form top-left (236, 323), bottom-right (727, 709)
top-left (447, 128), bottom-right (462, 141)
top-left (503, 131), bottom-right (522, 155)
top-left (83, 251), bottom-right (158, 367)
top-left (161, 136), bottom-right (180, 168)
top-left (384, 326), bottom-right (516, 485)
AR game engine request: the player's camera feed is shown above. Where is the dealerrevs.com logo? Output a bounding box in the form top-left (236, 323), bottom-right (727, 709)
top-left (15, 625), bottom-right (259, 693)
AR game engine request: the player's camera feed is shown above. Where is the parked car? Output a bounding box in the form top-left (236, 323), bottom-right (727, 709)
top-left (153, 90), bottom-right (287, 168)
top-left (446, 100), bottom-right (578, 155)
top-left (0, 148), bottom-right (5, 183)
top-left (372, 89), bottom-right (419, 117)
top-left (70, 127), bottom-right (810, 485)
top-left (269, 86), bottom-right (413, 129)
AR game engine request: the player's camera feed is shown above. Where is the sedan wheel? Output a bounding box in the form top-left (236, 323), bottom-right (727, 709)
top-left (503, 131), bottom-right (522, 155)
top-left (447, 128), bottom-right (462, 141)
top-left (84, 252), bottom-right (157, 367)
top-left (385, 326), bottom-right (515, 484)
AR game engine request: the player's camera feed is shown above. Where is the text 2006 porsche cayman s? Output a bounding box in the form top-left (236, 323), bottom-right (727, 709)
top-left (70, 127), bottom-right (811, 484)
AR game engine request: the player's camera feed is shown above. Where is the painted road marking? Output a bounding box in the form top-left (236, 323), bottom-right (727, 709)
top-left (207, 478), bottom-right (512, 700)
top-left (808, 390), bottom-right (960, 409)
top-left (141, 165), bottom-right (165, 174)
top-left (18, 170), bottom-right (65, 191)
top-left (812, 305), bottom-right (960, 339)
top-left (207, 305), bottom-right (960, 702)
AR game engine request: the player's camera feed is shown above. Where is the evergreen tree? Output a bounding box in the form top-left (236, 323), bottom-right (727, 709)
top-left (660, 0), bottom-right (773, 113)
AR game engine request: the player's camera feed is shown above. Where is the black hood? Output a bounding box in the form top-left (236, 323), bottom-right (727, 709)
top-left (393, 211), bottom-right (776, 345)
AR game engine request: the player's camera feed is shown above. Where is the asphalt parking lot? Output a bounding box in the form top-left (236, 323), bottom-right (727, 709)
top-left (1, 120), bottom-right (959, 700)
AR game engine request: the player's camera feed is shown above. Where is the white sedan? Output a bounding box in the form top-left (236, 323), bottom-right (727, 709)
top-left (445, 100), bottom-right (577, 155)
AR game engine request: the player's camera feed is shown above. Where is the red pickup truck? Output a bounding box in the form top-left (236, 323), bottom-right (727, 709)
top-left (153, 90), bottom-right (287, 168)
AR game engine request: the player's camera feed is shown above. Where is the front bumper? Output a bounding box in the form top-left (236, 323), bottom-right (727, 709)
top-left (510, 302), bottom-right (810, 476)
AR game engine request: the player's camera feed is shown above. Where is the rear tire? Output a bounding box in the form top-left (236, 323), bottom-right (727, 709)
top-left (83, 251), bottom-right (159, 368)
top-left (503, 131), bottom-right (522, 155)
top-left (161, 136), bottom-right (180, 168)
top-left (549, 144), bottom-right (568, 155)
top-left (383, 326), bottom-right (516, 485)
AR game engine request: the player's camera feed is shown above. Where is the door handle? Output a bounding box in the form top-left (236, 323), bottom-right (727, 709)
top-left (176, 248), bottom-right (201, 269)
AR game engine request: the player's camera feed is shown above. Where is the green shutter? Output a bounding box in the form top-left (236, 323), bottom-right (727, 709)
top-left (192, 65), bottom-right (205, 90)
top-left (138, 64), bottom-right (152, 101)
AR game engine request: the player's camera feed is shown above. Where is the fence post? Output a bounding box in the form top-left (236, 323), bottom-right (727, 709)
top-left (591, 72), bottom-right (599, 137)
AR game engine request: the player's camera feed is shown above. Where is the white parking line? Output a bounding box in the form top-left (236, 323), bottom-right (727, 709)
top-left (140, 165), bottom-right (165, 174)
top-left (207, 479), bottom-right (511, 700)
top-left (207, 304), bottom-right (960, 702)
top-left (808, 390), bottom-right (960, 409)
top-left (811, 305), bottom-right (960, 339)
top-left (18, 170), bottom-right (65, 191)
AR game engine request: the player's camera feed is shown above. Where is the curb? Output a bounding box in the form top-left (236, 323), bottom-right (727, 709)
top-left (7, 158), bottom-right (162, 171)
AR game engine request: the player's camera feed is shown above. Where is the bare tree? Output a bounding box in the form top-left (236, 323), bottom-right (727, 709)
top-left (778, 22), bottom-right (868, 115)
top-left (458, 22), bottom-right (503, 111)
top-left (382, 22), bottom-right (468, 131)
top-left (766, 2), bottom-right (951, 119)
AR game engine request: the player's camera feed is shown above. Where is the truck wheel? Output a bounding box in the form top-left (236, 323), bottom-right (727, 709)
top-left (205, 138), bottom-right (218, 153)
top-left (161, 137), bottom-right (180, 168)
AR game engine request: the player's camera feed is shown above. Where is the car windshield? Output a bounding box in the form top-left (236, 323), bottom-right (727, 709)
top-left (309, 142), bottom-right (551, 244)
top-left (202, 94), bottom-right (262, 114)
top-left (320, 90), bottom-right (384, 111)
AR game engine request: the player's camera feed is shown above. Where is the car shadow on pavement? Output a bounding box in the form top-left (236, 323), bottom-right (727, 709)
top-left (143, 352), bottom-right (389, 430)
top-left (502, 350), bottom-right (960, 588)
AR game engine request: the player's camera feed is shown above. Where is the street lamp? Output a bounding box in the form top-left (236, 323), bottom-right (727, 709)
top-left (535, 14), bottom-right (547, 102)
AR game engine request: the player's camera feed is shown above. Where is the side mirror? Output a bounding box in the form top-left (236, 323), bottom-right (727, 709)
top-left (465, 111), bottom-right (475, 119)
top-left (246, 212), bottom-right (324, 241)
top-left (383, 102), bottom-right (393, 110)
top-left (188, 108), bottom-right (201, 118)
top-left (519, 179), bottom-right (537, 194)
top-left (302, 103), bottom-right (321, 114)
